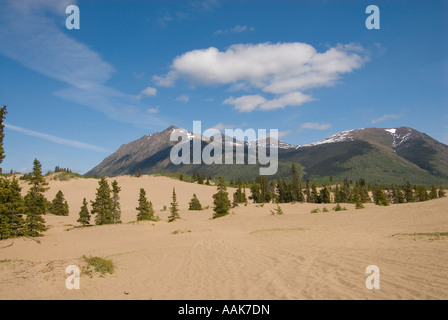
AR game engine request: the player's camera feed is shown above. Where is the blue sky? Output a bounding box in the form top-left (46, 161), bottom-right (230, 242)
top-left (0, 0), bottom-right (447, 174)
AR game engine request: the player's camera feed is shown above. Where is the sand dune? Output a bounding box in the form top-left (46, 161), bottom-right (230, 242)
top-left (0, 175), bottom-right (447, 299)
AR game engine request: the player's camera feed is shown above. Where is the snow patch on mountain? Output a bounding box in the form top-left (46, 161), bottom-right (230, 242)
top-left (297, 129), bottom-right (357, 148)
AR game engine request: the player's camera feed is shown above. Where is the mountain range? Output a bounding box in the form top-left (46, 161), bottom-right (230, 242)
top-left (86, 126), bottom-right (448, 185)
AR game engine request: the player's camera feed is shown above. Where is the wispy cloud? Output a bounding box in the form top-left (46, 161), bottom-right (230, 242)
top-left (176, 95), bottom-right (190, 103)
top-left (214, 25), bottom-right (255, 36)
top-left (147, 106), bottom-right (160, 114)
top-left (156, 0), bottom-right (220, 26)
top-left (371, 113), bottom-right (403, 124)
top-left (298, 123), bottom-right (331, 131)
top-left (136, 87), bottom-right (157, 100)
top-left (212, 123), bottom-right (236, 131)
top-left (0, 0), bottom-right (166, 128)
top-left (5, 123), bottom-right (110, 153)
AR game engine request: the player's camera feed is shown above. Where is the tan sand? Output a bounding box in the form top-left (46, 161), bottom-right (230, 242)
top-left (0, 175), bottom-right (447, 300)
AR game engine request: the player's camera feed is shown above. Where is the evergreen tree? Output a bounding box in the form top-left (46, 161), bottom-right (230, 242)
top-left (250, 183), bottom-right (261, 203)
top-left (310, 184), bottom-right (319, 203)
top-left (374, 186), bottom-right (390, 206)
top-left (189, 194), bottom-right (203, 210)
top-left (232, 183), bottom-right (247, 207)
top-left (135, 168), bottom-right (142, 177)
top-left (48, 190), bottom-right (69, 216)
top-left (415, 185), bottom-right (430, 202)
top-left (334, 184), bottom-right (341, 203)
top-left (320, 185), bottom-right (331, 204)
top-left (111, 180), bottom-right (122, 224)
top-left (305, 179), bottom-right (311, 203)
top-left (257, 176), bottom-right (272, 203)
top-left (391, 184), bottom-right (404, 204)
top-left (91, 177), bottom-right (114, 225)
top-left (212, 176), bottom-right (231, 219)
top-left (136, 188), bottom-right (155, 221)
top-left (168, 188), bottom-right (180, 222)
top-left (0, 177), bottom-right (26, 239)
top-left (77, 198), bottom-right (91, 226)
top-left (403, 180), bottom-right (415, 203)
top-left (24, 159), bottom-right (48, 236)
top-left (291, 164), bottom-right (303, 202)
top-left (438, 186), bottom-right (445, 198)
top-left (429, 184), bottom-right (438, 200)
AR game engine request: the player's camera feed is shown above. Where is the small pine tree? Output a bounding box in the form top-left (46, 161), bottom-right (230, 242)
top-left (403, 180), bottom-right (415, 203)
top-left (438, 186), bottom-right (445, 198)
top-left (48, 190), bottom-right (69, 216)
top-left (77, 198), bottom-right (91, 226)
top-left (189, 194), bottom-right (203, 210)
top-left (136, 188), bottom-right (155, 221)
top-left (320, 185), bottom-right (331, 204)
top-left (24, 159), bottom-right (48, 236)
top-left (374, 187), bottom-right (390, 206)
top-left (212, 176), bottom-right (231, 219)
top-left (429, 184), bottom-right (438, 200)
top-left (135, 168), bottom-right (142, 177)
top-left (168, 188), bottom-right (180, 222)
top-left (0, 177), bottom-right (26, 239)
top-left (111, 180), bottom-right (122, 224)
top-left (91, 177), bottom-right (114, 225)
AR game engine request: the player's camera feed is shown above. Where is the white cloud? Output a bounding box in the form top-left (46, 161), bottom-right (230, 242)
top-left (223, 92), bottom-right (312, 112)
top-left (147, 106), bottom-right (160, 114)
top-left (223, 95), bottom-right (267, 113)
top-left (154, 42), bottom-right (366, 112)
top-left (278, 130), bottom-right (292, 138)
top-left (212, 123), bottom-right (236, 131)
top-left (139, 87), bottom-right (157, 97)
top-left (214, 25), bottom-right (255, 36)
top-left (5, 123), bottom-right (110, 153)
top-left (299, 123), bottom-right (331, 131)
top-left (176, 95), bottom-right (190, 103)
top-left (371, 113), bottom-right (403, 124)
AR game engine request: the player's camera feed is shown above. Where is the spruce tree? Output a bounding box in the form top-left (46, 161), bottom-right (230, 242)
top-left (189, 194), bottom-right (203, 210)
top-left (168, 188), bottom-right (180, 222)
top-left (0, 177), bottom-right (26, 239)
top-left (305, 180), bottom-right (312, 203)
top-left (48, 190), bottom-right (69, 216)
top-left (291, 164), bottom-right (303, 202)
top-left (438, 186), bottom-right (445, 198)
top-left (374, 187), bottom-right (390, 206)
top-left (91, 177), bottom-right (113, 225)
top-left (24, 159), bottom-right (48, 236)
top-left (310, 184), bottom-right (319, 203)
top-left (250, 183), bottom-right (261, 203)
top-left (320, 185), bottom-right (331, 204)
top-left (77, 198), bottom-right (91, 226)
top-left (212, 176), bottom-right (231, 219)
top-left (429, 184), bottom-right (438, 200)
top-left (111, 180), bottom-right (122, 224)
top-left (136, 188), bottom-right (153, 221)
top-left (403, 180), bottom-right (415, 203)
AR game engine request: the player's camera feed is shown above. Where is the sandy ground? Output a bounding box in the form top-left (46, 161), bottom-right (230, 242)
top-left (0, 175), bottom-right (447, 300)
